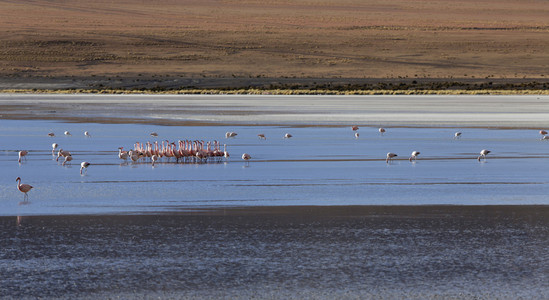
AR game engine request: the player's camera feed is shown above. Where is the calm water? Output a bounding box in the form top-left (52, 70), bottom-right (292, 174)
top-left (1, 207), bottom-right (549, 299)
top-left (1, 119), bottom-right (549, 215)
top-left (2, 118), bottom-right (549, 298)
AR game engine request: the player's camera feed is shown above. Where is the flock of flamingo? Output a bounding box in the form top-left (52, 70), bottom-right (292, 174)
top-left (13, 127), bottom-right (549, 201)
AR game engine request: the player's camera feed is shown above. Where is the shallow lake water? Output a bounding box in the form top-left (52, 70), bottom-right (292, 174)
top-left (1, 95), bottom-right (549, 299)
top-left (1, 119), bottom-right (549, 215)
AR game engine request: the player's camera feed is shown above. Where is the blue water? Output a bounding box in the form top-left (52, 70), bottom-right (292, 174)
top-left (1, 119), bottom-right (549, 215)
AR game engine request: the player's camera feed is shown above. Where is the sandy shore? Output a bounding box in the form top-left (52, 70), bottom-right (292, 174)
top-left (1, 94), bottom-right (548, 128)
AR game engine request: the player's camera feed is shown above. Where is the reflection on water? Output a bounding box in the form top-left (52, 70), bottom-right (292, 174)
top-left (1, 206), bottom-right (548, 299)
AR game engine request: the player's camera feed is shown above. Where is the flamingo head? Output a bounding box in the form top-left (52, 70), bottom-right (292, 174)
top-left (16, 177), bottom-right (21, 182)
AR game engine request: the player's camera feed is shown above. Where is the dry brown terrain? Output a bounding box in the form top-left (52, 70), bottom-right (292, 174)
top-left (1, 0), bottom-right (549, 88)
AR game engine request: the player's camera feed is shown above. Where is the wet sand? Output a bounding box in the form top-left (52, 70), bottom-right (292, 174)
top-left (2, 206), bottom-right (548, 299)
top-left (1, 94), bottom-right (549, 127)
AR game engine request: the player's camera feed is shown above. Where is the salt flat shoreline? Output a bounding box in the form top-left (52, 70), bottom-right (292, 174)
top-left (1, 94), bottom-right (548, 128)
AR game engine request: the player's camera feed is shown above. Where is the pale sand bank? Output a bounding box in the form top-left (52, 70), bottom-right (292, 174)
top-left (1, 94), bottom-right (548, 128)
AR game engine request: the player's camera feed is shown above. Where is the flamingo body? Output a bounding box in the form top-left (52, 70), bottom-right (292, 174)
top-left (80, 161), bottom-right (91, 174)
top-left (284, 133), bottom-right (292, 139)
top-left (18, 150), bottom-right (28, 163)
top-left (454, 132), bottom-right (462, 139)
top-left (409, 151), bottom-right (420, 162)
top-left (477, 149), bottom-right (491, 161)
top-left (386, 152), bottom-right (397, 163)
top-left (16, 177), bottom-right (33, 201)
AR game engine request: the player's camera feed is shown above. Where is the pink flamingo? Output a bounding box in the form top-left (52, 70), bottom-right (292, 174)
top-left (258, 134), bottom-right (266, 140)
top-left (284, 133), bottom-right (292, 139)
top-left (52, 143), bottom-right (58, 155)
top-left (152, 155), bottom-right (158, 166)
top-left (477, 149), bottom-right (491, 161)
top-left (454, 132), bottom-right (462, 139)
top-left (409, 151), bottom-right (420, 162)
top-left (18, 150), bottom-right (28, 163)
top-left (56, 149), bottom-right (71, 161)
top-left (62, 155), bottom-right (73, 166)
top-left (540, 130), bottom-right (547, 136)
top-left (386, 152), bottom-right (397, 163)
top-left (80, 161), bottom-right (91, 175)
top-left (224, 144), bottom-right (230, 161)
top-left (354, 132), bottom-right (359, 139)
top-left (16, 177), bottom-right (33, 201)
top-left (242, 153), bottom-right (251, 165)
top-left (118, 147), bottom-right (129, 161)
top-left (351, 125), bottom-right (359, 131)
top-left (379, 128), bottom-right (386, 135)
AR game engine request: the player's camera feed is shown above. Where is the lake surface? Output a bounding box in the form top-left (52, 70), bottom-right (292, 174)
top-left (1, 94), bottom-right (548, 299)
top-left (2, 206), bottom-right (549, 299)
top-left (1, 119), bottom-right (549, 215)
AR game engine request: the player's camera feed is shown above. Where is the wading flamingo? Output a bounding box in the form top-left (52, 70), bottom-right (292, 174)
top-left (541, 135), bottom-right (549, 141)
top-left (62, 155), bottom-right (73, 166)
top-left (355, 132), bottom-right (359, 139)
top-left (454, 132), bottom-right (462, 139)
top-left (80, 161), bottom-right (90, 175)
top-left (118, 147), bottom-right (129, 161)
top-left (540, 130), bottom-right (547, 136)
top-left (477, 149), bottom-right (491, 161)
top-left (18, 150), bottom-right (28, 163)
top-left (16, 177), bottom-right (33, 201)
top-left (284, 133), bottom-right (293, 139)
top-left (64, 131), bottom-right (71, 136)
top-left (379, 128), bottom-right (386, 135)
top-left (56, 149), bottom-right (71, 161)
top-left (223, 144), bottom-right (230, 160)
top-left (351, 125), bottom-right (359, 131)
top-left (52, 143), bottom-right (58, 155)
top-left (258, 134), bottom-right (266, 140)
top-left (226, 132), bottom-right (237, 138)
top-left (409, 151), bottom-right (420, 162)
top-left (242, 153), bottom-right (251, 165)
top-left (151, 155), bottom-right (158, 166)
top-left (84, 131), bottom-right (91, 138)
top-left (386, 152), bottom-right (397, 163)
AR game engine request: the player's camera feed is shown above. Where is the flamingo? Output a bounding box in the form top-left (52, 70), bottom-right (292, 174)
top-left (84, 131), bottom-right (91, 138)
top-left (151, 155), bottom-right (158, 166)
top-left (118, 147), bottom-right (129, 161)
top-left (386, 152), bottom-right (397, 163)
top-left (48, 132), bottom-right (55, 137)
top-left (477, 149), bottom-right (491, 161)
top-left (80, 161), bottom-right (91, 175)
top-left (16, 177), bottom-right (33, 201)
top-left (52, 143), bottom-right (58, 155)
top-left (223, 144), bottom-right (230, 161)
top-left (56, 149), bottom-right (71, 161)
top-left (18, 150), bottom-right (28, 163)
top-left (351, 125), bottom-right (359, 131)
top-left (540, 130), bottom-right (547, 136)
top-left (454, 132), bottom-right (462, 139)
top-left (284, 133), bottom-right (292, 139)
top-left (150, 132), bottom-right (158, 137)
top-left (62, 155), bottom-right (73, 166)
top-left (409, 151), bottom-right (420, 162)
top-left (541, 135), bottom-right (549, 141)
top-left (379, 128), bottom-right (386, 135)
top-left (64, 131), bottom-right (71, 136)
top-left (242, 153), bottom-right (251, 164)
top-left (226, 132), bottom-right (237, 138)
top-left (354, 132), bottom-right (359, 139)
top-left (258, 134), bottom-right (266, 140)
